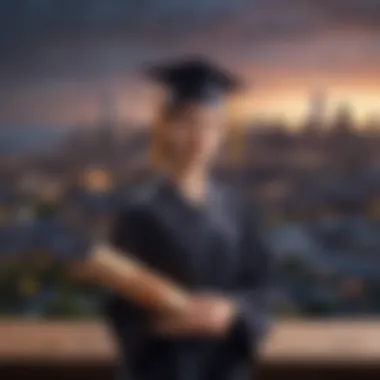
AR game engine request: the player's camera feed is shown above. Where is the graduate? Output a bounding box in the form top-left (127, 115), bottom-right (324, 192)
top-left (95, 58), bottom-right (276, 380)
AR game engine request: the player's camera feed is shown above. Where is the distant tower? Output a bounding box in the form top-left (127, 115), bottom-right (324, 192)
top-left (332, 103), bottom-right (354, 135)
top-left (99, 89), bottom-right (118, 144)
top-left (363, 113), bottom-right (380, 135)
top-left (93, 88), bottom-right (122, 165)
top-left (304, 89), bottom-right (327, 133)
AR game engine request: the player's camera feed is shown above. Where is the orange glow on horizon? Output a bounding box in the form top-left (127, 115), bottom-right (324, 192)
top-left (2, 70), bottom-right (380, 129)
top-left (232, 88), bottom-right (380, 129)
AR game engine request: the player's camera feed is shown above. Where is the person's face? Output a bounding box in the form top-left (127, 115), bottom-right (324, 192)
top-left (166, 102), bottom-right (226, 168)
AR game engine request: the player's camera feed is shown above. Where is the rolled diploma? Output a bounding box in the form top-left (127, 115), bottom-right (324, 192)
top-left (77, 242), bottom-right (190, 315)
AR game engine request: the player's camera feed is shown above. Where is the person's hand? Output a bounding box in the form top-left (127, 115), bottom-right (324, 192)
top-left (151, 293), bottom-right (237, 338)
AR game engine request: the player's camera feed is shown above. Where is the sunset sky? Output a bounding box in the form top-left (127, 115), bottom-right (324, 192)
top-left (1, 0), bottom-right (380, 128)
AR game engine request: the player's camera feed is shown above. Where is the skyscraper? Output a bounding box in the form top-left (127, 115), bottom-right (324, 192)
top-left (90, 87), bottom-right (121, 167)
top-left (304, 89), bottom-right (327, 133)
top-left (98, 88), bottom-right (118, 149)
top-left (332, 103), bottom-right (354, 135)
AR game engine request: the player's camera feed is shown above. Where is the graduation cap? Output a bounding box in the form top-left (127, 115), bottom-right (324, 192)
top-left (147, 58), bottom-right (245, 167)
top-left (146, 57), bottom-right (241, 106)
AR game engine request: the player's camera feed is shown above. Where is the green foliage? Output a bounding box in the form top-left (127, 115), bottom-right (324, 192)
top-left (279, 253), bottom-right (310, 279)
top-left (0, 259), bottom-right (102, 318)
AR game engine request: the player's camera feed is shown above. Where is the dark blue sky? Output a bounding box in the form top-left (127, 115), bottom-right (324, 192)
top-left (1, 0), bottom-right (380, 126)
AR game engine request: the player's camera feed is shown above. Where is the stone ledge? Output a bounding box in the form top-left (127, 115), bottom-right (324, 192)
top-left (1, 320), bottom-right (380, 366)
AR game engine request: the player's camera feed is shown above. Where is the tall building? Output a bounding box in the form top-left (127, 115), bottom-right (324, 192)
top-left (363, 113), bottom-right (380, 135)
top-left (304, 89), bottom-right (327, 133)
top-left (90, 88), bottom-right (121, 167)
top-left (98, 89), bottom-right (118, 149)
top-left (331, 103), bottom-right (355, 135)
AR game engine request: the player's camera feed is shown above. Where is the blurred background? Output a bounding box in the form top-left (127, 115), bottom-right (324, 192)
top-left (0, 0), bottom-right (380, 378)
top-left (1, 0), bottom-right (380, 320)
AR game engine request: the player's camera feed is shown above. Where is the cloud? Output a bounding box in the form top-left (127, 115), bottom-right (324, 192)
top-left (0, 0), bottom-right (254, 82)
top-left (0, 0), bottom-right (249, 44)
top-left (1, 0), bottom-right (380, 90)
top-left (2, 0), bottom-right (380, 52)
top-left (293, 0), bottom-right (380, 29)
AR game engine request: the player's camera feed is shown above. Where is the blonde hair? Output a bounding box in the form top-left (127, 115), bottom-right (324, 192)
top-left (149, 104), bottom-right (246, 171)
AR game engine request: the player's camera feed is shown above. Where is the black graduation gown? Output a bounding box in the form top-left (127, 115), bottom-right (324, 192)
top-left (105, 179), bottom-right (274, 380)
